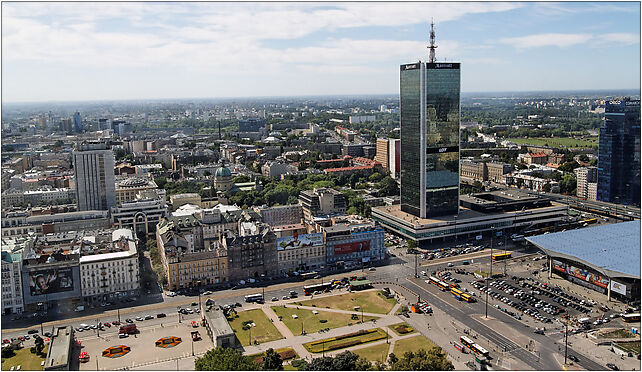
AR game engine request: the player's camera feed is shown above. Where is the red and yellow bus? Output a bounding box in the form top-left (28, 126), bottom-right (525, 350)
top-left (623, 313), bottom-right (640, 323)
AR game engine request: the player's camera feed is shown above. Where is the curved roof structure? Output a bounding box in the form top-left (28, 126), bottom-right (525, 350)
top-left (526, 221), bottom-right (640, 279)
top-left (215, 166), bottom-right (232, 178)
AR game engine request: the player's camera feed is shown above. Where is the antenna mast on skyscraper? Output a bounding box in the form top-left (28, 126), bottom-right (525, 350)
top-left (428, 19), bottom-right (437, 63)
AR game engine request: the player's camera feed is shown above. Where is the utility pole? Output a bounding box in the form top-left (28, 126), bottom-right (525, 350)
top-left (564, 322), bottom-right (568, 364)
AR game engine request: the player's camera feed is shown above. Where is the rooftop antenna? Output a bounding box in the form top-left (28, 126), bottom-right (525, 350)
top-left (428, 19), bottom-right (437, 63)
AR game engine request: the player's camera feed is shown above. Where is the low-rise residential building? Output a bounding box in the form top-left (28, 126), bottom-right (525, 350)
top-left (519, 152), bottom-right (548, 165)
top-left (299, 188), bottom-right (347, 221)
top-left (221, 221), bottom-right (278, 283)
top-left (321, 215), bottom-right (385, 268)
top-left (170, 193), bottom-right (202, 211)
top-left (261, 161), bottom-right (296, 179)
top-left (79, 229), bottom-right (140, 304)
top-left (2, 207), bottom-right (110, 238)
top-left (276, 232), bottom-right (325, 274)
top-left (157, 215), bottom-right (228, 291)
top-left (486, 162), bottom-right (513, 183)
top-left (115, 176), bottom-right (162, 204)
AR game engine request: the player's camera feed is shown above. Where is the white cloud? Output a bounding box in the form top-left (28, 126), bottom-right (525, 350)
top-left (596, 33), bottom-right (640, 45)
top-left (500, 33), bottom-right (592, 49)
top-left (500, 32), bottom-right (640, 50)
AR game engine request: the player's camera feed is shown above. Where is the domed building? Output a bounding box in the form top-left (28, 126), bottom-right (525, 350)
top-left (214, 165), bottom-right (234, 193)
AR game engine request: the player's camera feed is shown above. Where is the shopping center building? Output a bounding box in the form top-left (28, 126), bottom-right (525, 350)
top-left (527, 220), bottom-right (640, 302)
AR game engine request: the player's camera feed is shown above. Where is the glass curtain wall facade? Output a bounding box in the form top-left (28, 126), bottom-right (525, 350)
top-left (597, 99), bottom-right (641, 206)
top-left (400, 62), bottom-right (460, 218)
top-left (400, 62), bottom-right (423, 217)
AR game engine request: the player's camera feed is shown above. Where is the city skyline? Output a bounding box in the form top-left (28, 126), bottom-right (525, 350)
top-left (2, 2), bottom-right (641, 103)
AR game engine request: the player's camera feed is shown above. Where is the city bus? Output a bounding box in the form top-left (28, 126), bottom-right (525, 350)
top-left (471, 343), bottom-right (490, 357)
top-left (460, 336), bottom-right (474, 349)
top-left (244, 293), bottom-right (264, 303)
top-left (300, 272), bottom-right (319, 281)
top-left (583, 218), bottom-right (598, 225)
top-left (429, 276), bottom-right (450, 291)
top-left (492, 252), bottom-right (512, 261)
top-left (303, 283), bottom-right (332, 295)
top-left (623, 313), bottom-right (641, 323)
top-left (451, 288), bottom-right (475, 303)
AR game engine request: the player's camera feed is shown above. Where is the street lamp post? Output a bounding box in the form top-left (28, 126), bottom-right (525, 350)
top-left (177, 306), bottom-right (181, 324)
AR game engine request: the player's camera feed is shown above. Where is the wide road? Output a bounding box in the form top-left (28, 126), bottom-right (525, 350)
top-left (403, 277), bottom-right (605, 370)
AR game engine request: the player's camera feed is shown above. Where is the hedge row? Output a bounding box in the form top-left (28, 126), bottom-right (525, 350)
top-left (392, 324), bottom-right (414, 334)
top-left (305, 329), bottom-right (387, 353)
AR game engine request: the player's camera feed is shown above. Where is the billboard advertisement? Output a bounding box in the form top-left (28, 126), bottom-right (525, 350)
top-left (554, 261), bottom-right (609, 289)
top-left (23, 265), bottom-right (81, 304)
top-left (334, 241), bottom-right (370, 255)
top-left (28, 268), bottom-right (74, 296)
top-left (277, 233), bottom-right (323, 251)
top-left (610, 280), bottom-right (627, 296)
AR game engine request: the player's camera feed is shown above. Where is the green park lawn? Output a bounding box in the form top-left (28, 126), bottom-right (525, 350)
top-left (506, 137), bottom-right (597, 148)
top-left (304, 328), bottom-right (387, 353)
top-left (271, 306), bottom-right (379, 335)
top-left (392, 335), bottom-right (437, 356)
top-left (1, 346), bottom-right (48, 371)
top-left (227, 309), bottom-right (284, 346)
top-left (351, 342), bottom-right (390, 363)
top-left (614, 341), bottom-right (641, 354)
top-left (388, 323), bottom-right (416, 336)
top-left (298, 291), bottom-right (397, 315)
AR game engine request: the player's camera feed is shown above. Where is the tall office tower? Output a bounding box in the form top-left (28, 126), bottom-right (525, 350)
top-left (597, 99), bottom-right (641, 205)
top-left (73, 112), bottom-right (82, 133)
top-left (73, 142), bottom-right (116, 211)
top-left (400, 24), bottom-right (460, 218)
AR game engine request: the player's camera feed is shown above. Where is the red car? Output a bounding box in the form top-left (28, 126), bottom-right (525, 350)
top-left (2, 339), bottom-right (9, 344)
top-left (103, 322), bottom-right (111, 327)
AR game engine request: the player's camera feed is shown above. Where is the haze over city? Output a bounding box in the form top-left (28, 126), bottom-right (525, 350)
top-left (2, 1), bottom-right (640, 102)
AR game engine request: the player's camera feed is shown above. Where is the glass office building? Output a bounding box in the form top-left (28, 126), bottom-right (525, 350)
top-left (597, 99), bottom-right (641, 206)
top-left (400, 62), bottom-right (460, 218)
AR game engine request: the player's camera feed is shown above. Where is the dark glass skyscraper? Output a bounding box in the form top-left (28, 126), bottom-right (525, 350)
top-left (597, 99), bottom-right (640, 206)
top-left (400, 62), bottom-right (460, 218)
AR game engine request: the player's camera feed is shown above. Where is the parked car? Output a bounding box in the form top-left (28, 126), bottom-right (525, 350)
top-left (606, 363), bottom-right (619, 370)
top-left (119, 333), bottom-right (128, 338)
top-left (569, 355), bottom-right (579, 363)
top-left (157, 313), bottom-right (166, 318)
top-left (125, 318), bottom-right (133, 323)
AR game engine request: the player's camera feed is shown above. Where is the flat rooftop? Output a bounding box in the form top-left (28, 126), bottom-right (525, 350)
top-left (527, 221), bottom-right (641, 279)
top-left (202, 308), bottom-right (234, 337)
top-left (45, 326), bottom-right (72, 370)
top-left (374, 204), bottom-right (486, 225)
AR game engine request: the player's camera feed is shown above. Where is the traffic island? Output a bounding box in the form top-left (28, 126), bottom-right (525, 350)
top-left (303, 328), bottom-right (388, 353)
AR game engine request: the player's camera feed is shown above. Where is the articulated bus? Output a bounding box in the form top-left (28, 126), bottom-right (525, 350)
top-left (623, 313), bottom-right (641, 323)
top-left (451, 288), bottom-right (476, 303)
top-left (303, 283), bottom-right (332, 295)
top-left (429, 276), bottom-right (450, 291)
top-left (300, 271), bottom-right (319, 281)
top-left (460, 336), bottom-right (489, 357)
top-left (492, 252), bottom-right (512, 261)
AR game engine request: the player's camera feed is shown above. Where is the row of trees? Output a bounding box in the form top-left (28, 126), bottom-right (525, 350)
top-left (194, 347), bottom-right (454, 371)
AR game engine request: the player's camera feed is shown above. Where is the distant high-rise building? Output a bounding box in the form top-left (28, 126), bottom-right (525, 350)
top-left (400, 60), bottom-right (461, 218)
top-left (575, 167), bottom-right (598, 200)
top-left (73, 112), bottom-right (82, 133)
top-left (238, 118), bottom-right (265, 132)
top-left (375, 139), bottom-right (390, 171)
top-left (597, 99), bottom-right (640, 205)
top-left (73, 142), bottom-right (116, 211)
top-left (388, 139), bottom-right (401, 178)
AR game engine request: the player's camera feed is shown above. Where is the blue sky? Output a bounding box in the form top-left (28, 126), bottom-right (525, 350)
top-left (2, 2), bottom-right (640, 102)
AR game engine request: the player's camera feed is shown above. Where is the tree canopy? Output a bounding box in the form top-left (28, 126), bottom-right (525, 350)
top-left (195, 348), bottom-right (260, 371)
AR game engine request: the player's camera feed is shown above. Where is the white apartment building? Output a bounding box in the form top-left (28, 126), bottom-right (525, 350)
top-left (1, 237), bottom-right (29, 315)
top-left (276, 233), bottom-right (325, 274)
top-left (79, 229), bottom-right (140, 304)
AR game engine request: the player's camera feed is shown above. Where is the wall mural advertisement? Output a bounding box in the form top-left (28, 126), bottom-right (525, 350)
top-left (553, 259), bottom-right (608, 288)
top-left (334, 241), bottom-right (370, 255)
top-left (277, 233), bottom-right (323, 251)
